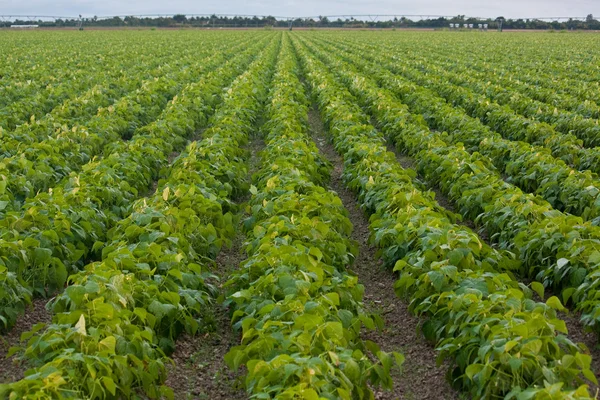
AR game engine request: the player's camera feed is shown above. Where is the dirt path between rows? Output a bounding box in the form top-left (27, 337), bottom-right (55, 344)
top-left (165, 135), bottom-right (265, 400)
top-left (374, 114), bottom-right (600, 395)
top-left (165, 229), bottom-right (248, 400)
top-left (377, 123), bottom-right (600, 391)
top-left (0, 298), bottom-right (52, 384)
top-left (308, 108), bottom-right (460, 400)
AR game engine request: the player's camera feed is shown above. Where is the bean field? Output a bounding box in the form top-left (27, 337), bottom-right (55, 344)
top-left (1, 29), bottom-right (600, 399)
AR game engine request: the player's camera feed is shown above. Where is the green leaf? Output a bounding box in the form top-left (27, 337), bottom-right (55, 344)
top-left (55, 262), bottom-right (68, 288)
top-left (344, 359), bottom-right (360, 381)
top-left (325, 292), bottom-right (340, 306)
top-left (504, 340), bottom-right (518, 353)
top-left (465, 363), bottom-right (483, 380)
top-left (546, 296), bottom-right (566, 311)
top-left (509, 357), bottom-right (522, 373)
top-left (530, 281), bottom-right (544, 300)
top-left (562, 287), bottom-right (575, 304)
top-left (428, 270), bottom-right (444, 291)
top-left (301, 389), bottom-right (319, 400)
top-left (99, 336), bottom-right (116, 353)
top-left (65, 285), bottom-right (87, 305)
top-left (393, 260), bottom-right (407, 272)
top-left (393, 352), bottom-right (405, 367)
top-left (102, 376), bottom-right (117, 396)
top-left (583, 369), bottom-right (598, 385)
top-left (33, 248), bottom-right (52, 265)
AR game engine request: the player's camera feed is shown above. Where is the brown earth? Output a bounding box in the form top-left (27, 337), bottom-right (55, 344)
top-left (165, 134), bottom-right (265, 400)
top-left (0, 298), bottom-right (52, 384)
top-left (308, 107), bottom-right (460, 399)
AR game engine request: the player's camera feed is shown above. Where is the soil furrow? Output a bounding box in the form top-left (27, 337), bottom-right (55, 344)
top-left (0, 298), bottom-right (52, 384)
top-left (308, 107), bottom-right (459, 400)
top-left (165, 134), bottom-right (265, 400)
top-left (165, 229), bottom-right (247, 400)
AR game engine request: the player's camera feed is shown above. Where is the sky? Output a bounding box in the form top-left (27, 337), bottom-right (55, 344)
top-left (1, 0), bottom-right (596, 20)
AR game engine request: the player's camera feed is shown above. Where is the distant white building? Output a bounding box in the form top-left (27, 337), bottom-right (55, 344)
top-left (10, 25), bottom-right (39, 28)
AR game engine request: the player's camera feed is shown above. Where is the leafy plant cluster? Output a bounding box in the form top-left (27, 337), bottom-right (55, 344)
top-left (292, 34), bottom-right (595, 399)
top-left (327, 31), bottom-right (600, 107)
top-left (0, 35), bottom-right (271, 332)
top-left (0, 51), bottom-right (152, 137)
top-left (0, 41), bottom-right (180, 157)
top-left (317, 37), bottom-right (600, 218)
top-left (314, 37), bottom-right (600, 227)
top-left (302, 35), bottom-right (600, 336)
top-left (225, 35), bottom-right (401, 400)
top-left (405, 54), bottom-right (600, 148)
top-left (436, 59), bottom-right (600, 121)
top-left (0, 32), bottom-right (229, 131)
top-left (337, 39), bottom-right (600, 179)
top-left (429, 39), bottom-right (600, 108)
top-left (0, 35), bottom-right (281, 399)
top-left (0, 36), bottom-right (257, 214)
top-left (0, 34), bottom-right (121, 109)
top-left (329, 33), bottom-right (600, 149)
top-left (0, 49), bottom-right (140, 132)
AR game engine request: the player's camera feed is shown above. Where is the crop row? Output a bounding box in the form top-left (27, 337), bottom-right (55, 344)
top-left (299, 34), bottom-right (600, 333)
top-left (319, 36), bottom-right (600, 180)
top-left (0, 48), bottom-right (145, 131)
top-left (0, 35), bottom-right (258, 213)
top-left (398, 50), bottom-right (600, 144)
top-left (292, 33), bottom-right (595, 399)
top-left (0, 36), bottom-right (271, 332)
top-left (340, 32), bottom-right (600, 104)
top-left (436, 58), bottom-right (600, 121)
top-left (0, 33), bottom-right (241, 131)
top-left (1, 42), bottom-right (185, 154)
top-left (310, 35), bottom-right (600, 225)
top-left (0, 33), bottom-right (134, 108)
top-left (399, 51), bottom-right (600, 148)
top-left (0, 34), bottom-right (281, 400)
top-left (336, 32), bottom-right (600, 122)
top-left (397, 53), bottom-right (600, 151)
top-left (225, 34), bottom-right (399, 399)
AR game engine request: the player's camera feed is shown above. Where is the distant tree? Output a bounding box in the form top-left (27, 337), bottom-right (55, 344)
top-left (587, 14), bottom-right (594, 22)
top-left (173, 14), bottom-right (187, 24)
top-left (495, 16), bottom-right (505, 31)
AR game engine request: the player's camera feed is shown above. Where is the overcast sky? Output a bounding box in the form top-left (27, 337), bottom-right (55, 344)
top-left (1, 0), bottom-right (596, 19)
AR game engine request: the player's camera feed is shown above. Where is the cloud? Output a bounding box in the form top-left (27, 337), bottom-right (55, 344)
top-left (2, 0), bottom-right (597, 19)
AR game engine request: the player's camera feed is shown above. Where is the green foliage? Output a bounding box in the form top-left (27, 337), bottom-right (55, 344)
top-left (292, 33), bottom-right (595, 399)
top-left (225, 36), bottom-right (401, 399)
top-left (303, 33), bottom-right (600, 337)
top-left (0, 33), bottom-right (274, 331)
top-left (0, 34), bottom-right (280, 399)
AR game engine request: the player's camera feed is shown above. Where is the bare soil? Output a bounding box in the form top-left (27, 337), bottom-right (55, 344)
top-left (308, 107), bottom-right (459, 399)
top-left (164, 231), bottom-right (247, 400)
top-left (165, 134), bottom-right (265, 400)
top-left (376, 117), bottom-right (600, 393)
top-left (561, 311), bottom-right (600, 394)
top-left (0, 298), bottom-right (52, 384)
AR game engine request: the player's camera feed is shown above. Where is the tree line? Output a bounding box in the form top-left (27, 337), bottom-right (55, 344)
top-left (3, 14), bottom-right (600, 30)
